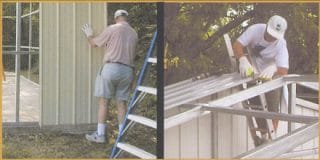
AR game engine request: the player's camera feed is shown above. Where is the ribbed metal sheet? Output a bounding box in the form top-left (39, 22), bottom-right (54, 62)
top-left (164, 73), bottom-right (253, 110)
top-left (40, 3), bottom-right (106, 126)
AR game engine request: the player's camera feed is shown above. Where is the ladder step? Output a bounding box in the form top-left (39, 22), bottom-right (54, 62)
top-left (148, 57), bottom-right (157, 64)
top-left (128, 114), bottom-right (157, 129)
top-left (137, 86), bottom-right (157, 95)
top-left (117, 142), bottom-right (156, 159)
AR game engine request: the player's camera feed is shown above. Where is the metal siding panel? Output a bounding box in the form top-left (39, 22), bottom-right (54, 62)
top-left (231, 87), bottom-right (247, 157)
top-left (301, 108), bottom-right (316, 159)
top-left (232, 114), bottom-right (247, 156)
top-left (217, 113), bottom-right (232, 158)
top-left (58, 4), bottom-right (74, 124)
top-left (164, 126), bottom-right (180, 158)
top-left (90, 3), bottom-right (104, 123)
top-left (180, 119), bottom-right (198, 158)
top-left (293, 105), bottom-right (303, 152)
top-left (41, 3), bottom-right (58, 125)
top-left (75, 3), bottom-right (89, 124)
top-left (41, 3), bottom-right (105, 126)
top-left (198, 113), bottom-right (212, 158)
top-left (217, 90), bottom-right (232, 158)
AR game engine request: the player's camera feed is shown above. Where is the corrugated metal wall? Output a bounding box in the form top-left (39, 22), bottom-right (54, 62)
top-left (39, 3), bottom-right (107, 126)
top-left (165, 88), bottom-right (251, 158)
top-left (165, 87), bottom-right (318, 158)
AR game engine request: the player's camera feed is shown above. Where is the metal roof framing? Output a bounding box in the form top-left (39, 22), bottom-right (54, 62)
top-left (164, 73), bottom-right (318, 158)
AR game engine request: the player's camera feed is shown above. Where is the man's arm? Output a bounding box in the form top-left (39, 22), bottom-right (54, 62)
top-left (87, 36), bottom-right (98, 48)
top-left (276, 67), bottom-right (288, 76)
top-left (233, 40), bottom-right (245, 59)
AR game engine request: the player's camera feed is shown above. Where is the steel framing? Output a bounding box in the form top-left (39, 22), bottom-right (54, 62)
top-left (3, 3), bottom-right (40, 123)
top-left (164, 73), bottom-right (318, 158)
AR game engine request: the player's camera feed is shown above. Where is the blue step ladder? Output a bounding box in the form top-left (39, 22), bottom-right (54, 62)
top-left (110, 31), bottom-right (157, 159)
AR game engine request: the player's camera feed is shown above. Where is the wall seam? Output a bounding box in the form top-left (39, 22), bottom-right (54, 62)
top-left (55, 3), bottom-right (60, 125)
top-left (72, 2), bottom-right (76, 125)
top-left (88, 2), bottom-right (92, 124)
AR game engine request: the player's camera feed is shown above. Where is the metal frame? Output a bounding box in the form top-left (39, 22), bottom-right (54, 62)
top-left (164, 73), bottom-right (318, 158)
top-left (236, 122), bottom-right (318, 158)
top-left (3, 3), bottom-right (40, 123)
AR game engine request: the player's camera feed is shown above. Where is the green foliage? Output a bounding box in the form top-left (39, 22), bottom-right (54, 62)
top-left (165, 3), bottom-right (318, 84)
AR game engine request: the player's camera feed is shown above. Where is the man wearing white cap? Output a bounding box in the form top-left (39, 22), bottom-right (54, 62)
top-left (81, 9), bottom-right (138, 143)
top-left (233, 15), bottom-right (288, 144)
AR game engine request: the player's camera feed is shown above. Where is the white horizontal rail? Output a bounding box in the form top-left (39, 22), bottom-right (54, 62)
top-left (3, 16), bottom-right (16, 19)
top-left (117, 142), bottom-right (156, 159)
top-left (165, 74), bottom-right (253, 110)
top-left (279, 148), bottom-right (318, 158)
top-left (298, 82), bottom-right (319, 91)
top-left (201, 104), bottom-right (318, 124)
top-left (208, 77), bottom-right (286, 107)
top-left (165, 106), bottom-right (210, 129)
top-left (165, 74), bottom-right (219, 95)
top-left (236, 122), bottom-right (318, 159)
top-left (147, 57), bottom-right (157, 64)
top-left (128, 114), bottom-right (156, 129)
top-left (296, 98), bottom-right (318, 111)
top-left (137, 86), bottom-right (157, 95)
top-left (21, 9), bottom-right (39, 18)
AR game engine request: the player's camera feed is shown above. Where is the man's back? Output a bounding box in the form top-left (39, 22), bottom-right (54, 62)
top-left (93, 22), bottom-right (138, 67)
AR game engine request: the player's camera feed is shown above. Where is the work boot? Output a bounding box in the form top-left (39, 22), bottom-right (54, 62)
top-left (85, 131), bottom-right (107, 143)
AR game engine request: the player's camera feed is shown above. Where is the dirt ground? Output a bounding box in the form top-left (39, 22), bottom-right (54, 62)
top-left (3, 129), bottom-right (111, 158)
top-left (3, 123), bottom-right (156, 159)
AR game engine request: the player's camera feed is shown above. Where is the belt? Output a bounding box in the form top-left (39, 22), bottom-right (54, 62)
top-left (105, 61), bottom-right (134, 69)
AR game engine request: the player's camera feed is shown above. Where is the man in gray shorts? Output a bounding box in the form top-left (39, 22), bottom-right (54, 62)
top-left (81, 9), bottom-right (138, 143)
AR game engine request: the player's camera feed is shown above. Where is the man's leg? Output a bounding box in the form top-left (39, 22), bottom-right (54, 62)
top-left (117, 100), bottom-right (127, 130)
top-left (97, 97), bottom-right (109, 136)
top-left (85, 97), bottom-right (109, 143)
top-left (265, 88), bottom-right (281, 132)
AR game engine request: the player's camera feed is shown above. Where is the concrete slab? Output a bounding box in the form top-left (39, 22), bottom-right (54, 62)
top-left (2, 72), bottom-right (39, 122)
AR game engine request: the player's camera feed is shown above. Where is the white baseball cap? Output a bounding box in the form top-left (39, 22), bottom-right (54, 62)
top-left (114, 9), bottom-right (128, 19)
top-left (267, 15), bottom-right (287, 39)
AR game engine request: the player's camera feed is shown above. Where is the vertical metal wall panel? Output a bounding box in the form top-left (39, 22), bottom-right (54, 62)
top-left (40, 3), bottom-right (58, 125)
top-left (164, 108), bottom-right (180, 158)
top-left (89, 4), bottom-right (106, 123)
top-left (180, 118), bottom-right (198, 158)
top-left (75, 3), bottom-right (89, 124)
top-left (59, 3), bottom-right (74, 124)
top-left (40, 3), bottom-right (106, 126)
top-left (198, 113), bottom-right (212, 158)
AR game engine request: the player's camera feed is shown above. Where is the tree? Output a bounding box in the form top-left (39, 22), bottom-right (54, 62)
top-left (164, 3), bottom-right (318, 85)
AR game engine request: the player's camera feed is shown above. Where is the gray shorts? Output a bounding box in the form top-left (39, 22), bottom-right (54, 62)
top-left (94, 63), bottom-right (133, 101)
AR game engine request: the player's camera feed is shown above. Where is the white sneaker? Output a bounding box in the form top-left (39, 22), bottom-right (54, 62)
top-left (85, 131), bottom-right (106, 143)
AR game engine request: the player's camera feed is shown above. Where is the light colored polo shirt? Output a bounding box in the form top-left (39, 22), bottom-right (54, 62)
top-left (237, 23), bottom-right (289, 72)
top-left (93, 21), bottom-right (138, 67)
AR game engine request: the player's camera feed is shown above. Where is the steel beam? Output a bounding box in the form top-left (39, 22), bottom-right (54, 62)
top-left (298, 82), bottom-right (318, 91)
top-left (15, 3), bottom-right (22, 123)
top-left (28, 3), bottom-right (33, 79)
top-left (165, 73), bottom-right (253, 110)
top-left (279, 148), bottom-right (318, 158)
top-left (283, 74), bottom-right (318, 83)
top-left (296, 98), bottom-right (319, 111)
top-left (21, 9), bottom-right (39, 18)
top-left (165, 74), bottom-right (218, 95)
top-left (3, 51), bottom-right (39, 55)
top-left (165, 106), bottom-right (210, 129)
top-left (207, 77), bottom-right (286, 107)
top-left (201, 105), bottom-right (318, 124)
top-left (236, 122), bottom-right (318, 159)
